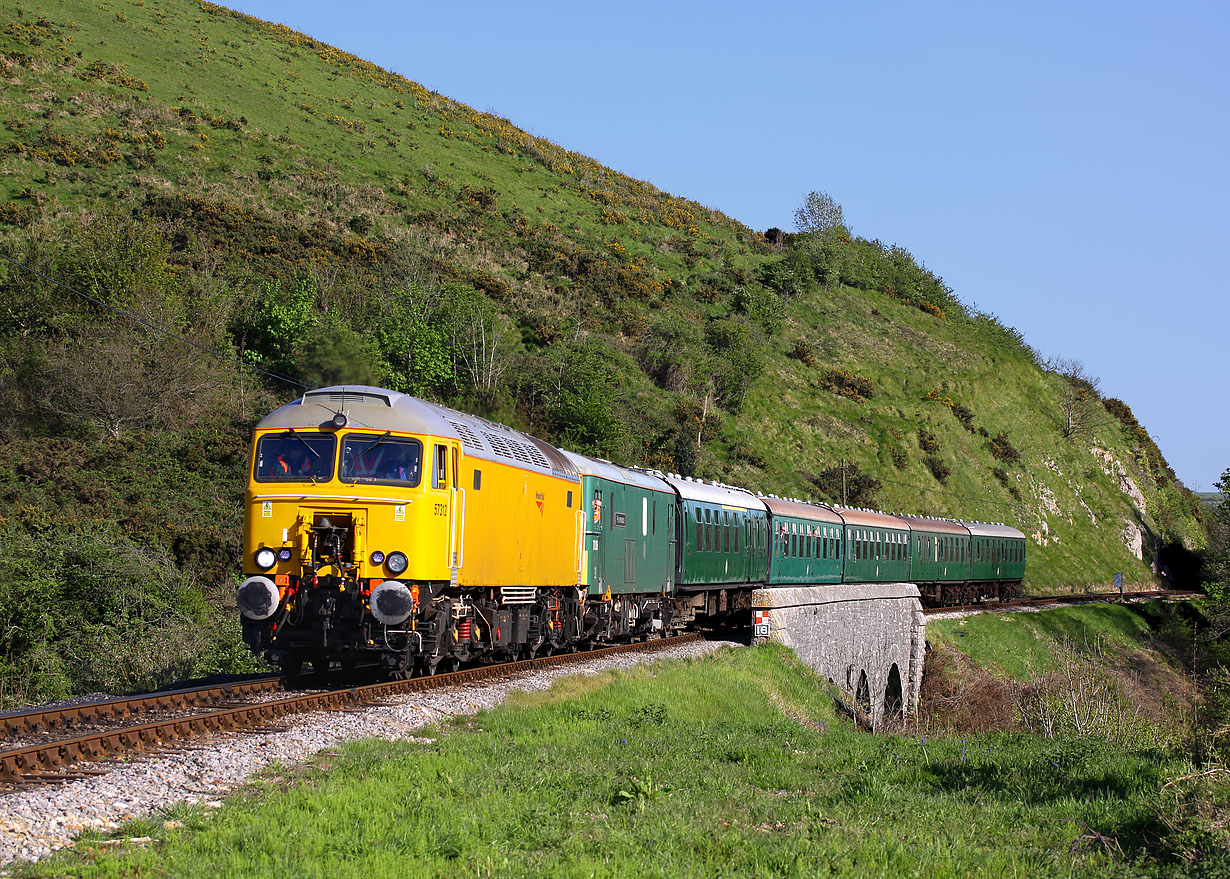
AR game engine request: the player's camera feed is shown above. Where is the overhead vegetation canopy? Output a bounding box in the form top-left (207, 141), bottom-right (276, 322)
top-left (0, 0), bottom-right (1203, 703)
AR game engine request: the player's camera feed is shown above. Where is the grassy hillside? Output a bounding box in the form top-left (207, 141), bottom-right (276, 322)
top-left (0, 0), bottom-right (1206, 702)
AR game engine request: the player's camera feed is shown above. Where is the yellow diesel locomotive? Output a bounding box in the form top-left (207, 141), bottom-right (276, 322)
top-left (238, 385), bottom-right (597, 676)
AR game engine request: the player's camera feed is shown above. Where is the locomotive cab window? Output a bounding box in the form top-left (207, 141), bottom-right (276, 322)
top-left (433, 444), bottom-right (448, 489)
top-left (337, 434), bottom-right (422, 486)
top-left (254, 432), bottom-right (337, 482)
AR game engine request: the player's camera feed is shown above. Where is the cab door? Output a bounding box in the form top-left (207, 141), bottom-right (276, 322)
top-left (586, 479), bottom-right (605, 593)
top-left (430, 441), bottom-right (463, 587)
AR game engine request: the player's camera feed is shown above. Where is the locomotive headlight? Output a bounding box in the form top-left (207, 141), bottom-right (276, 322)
top-left (385, 551), bottom-right (409, 575)
top-left (370, 550), bottom-right (386, 566)
top-left (254, 547), bottom-right (277, 570)
top-left (277, 548), bottom-right (293, 562)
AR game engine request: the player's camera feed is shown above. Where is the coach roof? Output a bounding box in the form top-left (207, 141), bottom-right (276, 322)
top-left (832, 506), bottom-right (911, 530)
top-left (557, 451), bottom-right (673, 493)
top-left (662, 475), bottom-right (767, 512)
top-left (961, 521), bottom-right (1027, 539)
top-left (896, 514), bottom-right (970, 536)
top-left (761, 496), bottom-right (844, 524)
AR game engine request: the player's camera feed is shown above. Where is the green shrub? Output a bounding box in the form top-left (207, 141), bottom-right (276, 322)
top-left (924, 455), bottom-right (951, 482)
top-left (988, 431), bottom-right (1022, 464)
top-left (807, 461), bottom-right (880, 506)
top-left (789, 339), bottom-right (817, 366)
top-left (819, 368), bottom-right (874, 402)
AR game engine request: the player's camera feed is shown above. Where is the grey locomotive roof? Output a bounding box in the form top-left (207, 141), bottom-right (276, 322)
top-left (557, 451), bottom-right (673, 494)
top-left (960, 520), bottom-right (1027, 539)
top-left (256, 386), bottom-right (578, 481)
top-left (831, 506), bottom-right (911, 530)
top-left (661, 475), bottom-right (767, 512)
top-left (896, 514), bottom-right (970, 536)
top-left (760, 497), bottom-right (844, 524)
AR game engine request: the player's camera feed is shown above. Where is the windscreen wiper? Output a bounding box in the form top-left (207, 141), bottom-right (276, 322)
top-left (283, 427), bottom-right (320, 457)
top-left (362, 430), bottom-right (393, 453)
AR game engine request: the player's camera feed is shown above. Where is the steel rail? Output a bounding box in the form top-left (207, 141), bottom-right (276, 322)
top-left (0, 676), bottom-right (286, 739)
top-left (0, 634), bottom-right (700, 784)
top-left (923, 588), bottom-right (1202, 616)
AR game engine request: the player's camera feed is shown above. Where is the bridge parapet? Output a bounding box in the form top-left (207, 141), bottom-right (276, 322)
top-left (751, 584), bottom-right (925, 728)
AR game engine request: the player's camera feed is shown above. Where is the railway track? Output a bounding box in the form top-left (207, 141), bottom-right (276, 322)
top-left (922, 588), bottom-right (1203, 616)
top-left (0, 675), bottom-right (287, 741)
top-left (0, 634), bottom-right (701, 786)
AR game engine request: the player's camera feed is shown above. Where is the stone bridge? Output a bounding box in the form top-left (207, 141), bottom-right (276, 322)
top-left (751, 583), bottom-right (925, 728)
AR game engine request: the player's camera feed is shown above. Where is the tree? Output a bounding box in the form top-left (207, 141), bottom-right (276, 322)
top-left (444, 285), bottom-right (518, 404)
top-left (792, 190), bottom-right (847, 236)
top-left (1049, 357), bottom-right (1103, 439)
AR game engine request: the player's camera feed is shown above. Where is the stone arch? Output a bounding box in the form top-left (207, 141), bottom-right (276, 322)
top-left (883, 663), bottom-right (903, 723)
top-left (855, 669), bottom-right (871, 718)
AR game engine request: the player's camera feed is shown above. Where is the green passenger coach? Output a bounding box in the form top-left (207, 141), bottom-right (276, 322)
top-left (898, 515), bottom-right (971, 604)
top-left (963, 520), bottom-right (1026, 600)
top-left (835, 507), bottom-right (912, 583)
top-left (762, 497), bottom-right (845, 585)
top-left (664, 475), bottom-right (769, 589)
top-left (560, 452), bottom-right (676, 598)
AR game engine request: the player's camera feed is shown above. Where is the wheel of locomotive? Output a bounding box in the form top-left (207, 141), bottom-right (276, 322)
top-left (420, 654), bottom-right (460, 676)
top-left (311, 657), bottom-right (330, 675)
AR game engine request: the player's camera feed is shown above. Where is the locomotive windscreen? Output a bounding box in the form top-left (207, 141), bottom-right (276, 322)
top-left (339, 434), bottom-right (423, 486)
top-left (254, 432), bottom-right (336, 482)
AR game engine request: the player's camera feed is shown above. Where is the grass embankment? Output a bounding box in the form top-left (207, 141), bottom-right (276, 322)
top-left (20, 634), bottom-right (1228, 878)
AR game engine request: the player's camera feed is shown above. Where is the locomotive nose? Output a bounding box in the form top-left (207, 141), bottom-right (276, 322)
top-left (238, 576), bottom-right (281, 620)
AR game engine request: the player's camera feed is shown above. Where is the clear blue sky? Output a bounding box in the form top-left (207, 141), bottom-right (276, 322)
top-left (234, 0), bottom-right (1229, 491)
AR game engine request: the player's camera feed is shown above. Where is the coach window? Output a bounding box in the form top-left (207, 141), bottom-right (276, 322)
top-left (724, 515), bottom-right (731, 553)
top-left (705, 509), bottom-right (712, 552)
top-left (474, 469), bottom-right (483, 491)
top-left (695, 512), bottom-right (703, 552)
top-left (566, 489), bottom-right (572, 507)
top-left (734, 517), bottom-right (740, 553)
